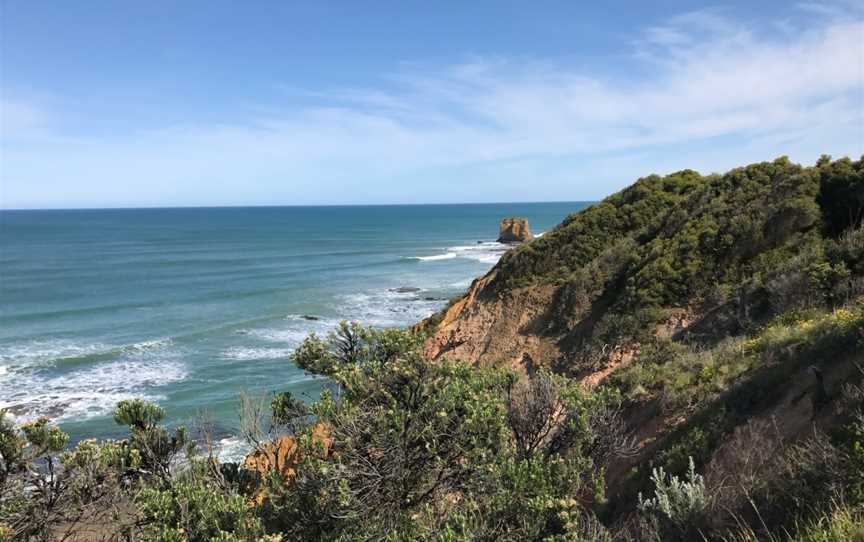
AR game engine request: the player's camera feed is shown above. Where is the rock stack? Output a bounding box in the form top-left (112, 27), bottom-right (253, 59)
top-left (497, 217), bottom-right (533, 243)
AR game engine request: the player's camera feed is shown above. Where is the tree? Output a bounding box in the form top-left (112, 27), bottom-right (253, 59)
top-left (818, 155), bottom-right (864, 236)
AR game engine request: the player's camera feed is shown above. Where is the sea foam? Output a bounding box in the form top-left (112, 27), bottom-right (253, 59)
top-left (410, 253), bottom-right (458, 261)
top-left (0, 337), bottom-right (174, 368)
top-left (216, 436), bottom-right (251, 463)
top-left (0, 340), bottom-right (114, 367)
top-left (220, 346), bottom-right (295, 361)
top-left (337, 288), bottom-right (446, 328)
top-left (0, 339), bottom-right (185, 423)
top-left (407, 240), bottom-right (509, 265)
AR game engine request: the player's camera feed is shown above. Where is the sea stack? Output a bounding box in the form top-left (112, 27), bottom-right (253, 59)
top-left (497, 217), bottom-right (533, 243)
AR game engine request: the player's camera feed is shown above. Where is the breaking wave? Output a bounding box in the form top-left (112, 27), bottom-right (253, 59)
top-left (407, 240), bottom-right (510, 265)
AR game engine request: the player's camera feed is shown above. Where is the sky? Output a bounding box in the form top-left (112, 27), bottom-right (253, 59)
top-left (0, 1), bottom-right (862, 209)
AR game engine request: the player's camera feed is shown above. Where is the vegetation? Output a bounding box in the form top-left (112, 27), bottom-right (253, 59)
top-left (453, 156), bottom-right (863, 373)
top-left (637, 457), bottom-right (708, 538)
top-left (0, 325), bottom-right (634, 541)
top-left (1, 156), bottom-right (863, 540)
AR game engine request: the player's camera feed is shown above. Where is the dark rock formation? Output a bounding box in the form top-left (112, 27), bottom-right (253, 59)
top-left (390, 287), bottom-right (421, 293)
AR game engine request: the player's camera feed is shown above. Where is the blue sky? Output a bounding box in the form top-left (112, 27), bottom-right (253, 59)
top-left (1, 1), bottom-right (862, 208)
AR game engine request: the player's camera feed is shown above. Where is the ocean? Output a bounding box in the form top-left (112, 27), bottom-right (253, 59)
top-left (0, 202), bottom-right (588, 459)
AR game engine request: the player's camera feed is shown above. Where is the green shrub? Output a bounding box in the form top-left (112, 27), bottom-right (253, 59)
top-left (135, 471), bottom-right (270, 542)
top-left (0, 412), bottom-right (139, 540)
top-left (638, 456), bottom-right (709, 538)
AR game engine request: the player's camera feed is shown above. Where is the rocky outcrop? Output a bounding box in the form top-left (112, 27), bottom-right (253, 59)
top-left (422, 270), bottom-right (563, 371)
top-left (497, 218), bottom-right (533, 243)
top-left (243, 424), bottom-right (331, 479)
top-left (244, 435), bottom-right (300, 479)
top-left (243, 424), bottom-right (331, 502)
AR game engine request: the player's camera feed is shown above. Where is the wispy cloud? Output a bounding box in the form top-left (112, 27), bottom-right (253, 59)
top-left (796, 0), bottom-right (864, 19)
top-left (1, 7), bottom-right (862, 208)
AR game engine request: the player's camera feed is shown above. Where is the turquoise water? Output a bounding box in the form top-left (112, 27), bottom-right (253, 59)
top-left (0, 203), bottom-right (587, 457)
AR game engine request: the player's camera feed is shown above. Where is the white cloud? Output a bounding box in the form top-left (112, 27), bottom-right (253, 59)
top-left (1, 8), bottom-right (862, 207)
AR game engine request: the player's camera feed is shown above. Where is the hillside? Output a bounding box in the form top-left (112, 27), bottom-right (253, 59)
top-left (423, 156), bottom-right (863, 377)
top-left (416, 155), bottom-right (864, 536)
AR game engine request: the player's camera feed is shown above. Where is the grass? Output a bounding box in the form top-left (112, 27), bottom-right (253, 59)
top-left (723, 500), bottom-right (864, 542)
top-left (611, 301), bottom-right (864, 414)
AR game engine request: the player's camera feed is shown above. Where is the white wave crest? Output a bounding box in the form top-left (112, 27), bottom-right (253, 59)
top-left (0, 340), bottom-right (114, 367)
top-left (408, 253), bottom-right (457, 261)
top-left (124, 338), bottom-right (173, 353)
top-left (216, 436), bottom-right (251, 463)
top-left (447, 240), bottom-right (509, 264)
top-left (0, 337), bottom-right (173, 368)
top-left (407, 240), bottom-right (509, 265)
top-left (0, 355), bottom-right (187, 423)
top-left (220, 346), bottom-right (294, 361)
top-left (337, 289), bottom-right (447, 327)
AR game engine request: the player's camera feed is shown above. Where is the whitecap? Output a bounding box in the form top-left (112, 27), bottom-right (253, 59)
top-left (0, 355), bottom-right (188, 423)
top-left (336, 289), bottom-right (447, 327)
top-left (408, 253), bottom-right (458, 261)
top-left (406, 240), bottom-right (509, 265)
top-left (124, 338), bottom-right (173, 353)
top-left (220, 346), bottom-right (294, 361)
top-left (448, 241), bottom-right (507, 251)
top-left (0, 337), bottom-right (173, 368)
top-left (0, 340), bottom-right (114, 367)
top-left (215, 436), bottom-right (251, 463)
top-left (445, 240), bottom-right (509, 264)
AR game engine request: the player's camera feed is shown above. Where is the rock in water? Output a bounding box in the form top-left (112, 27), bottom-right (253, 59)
top-left (390, 287), bottom-right (421, 293)
top-left (497, 217), bottom-right (533, 243)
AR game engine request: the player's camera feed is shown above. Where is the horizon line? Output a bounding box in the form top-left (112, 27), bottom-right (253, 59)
top-left (0, 199), bottom-right (598, 212)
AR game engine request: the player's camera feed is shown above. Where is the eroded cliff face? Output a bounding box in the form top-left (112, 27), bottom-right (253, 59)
top-left (423, 270), bottom-right (562, 371)
top-left (421, 268), bottom-right (654, 382)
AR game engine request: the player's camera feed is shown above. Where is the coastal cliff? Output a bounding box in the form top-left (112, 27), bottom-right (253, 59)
top-left (423, 156), bottom-right (864, 382)
top-left (419, 155), bottom-right (864, 519)
top-left (6, 156), bottom-right (862, 541)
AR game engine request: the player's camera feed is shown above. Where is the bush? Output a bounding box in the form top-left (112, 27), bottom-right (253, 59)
top-left (0, 412), bottom-right (138, 541)
top-left (638, 456), bottom-right (709, 538)
top-left (135, 467), bottom-right (270, 542)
